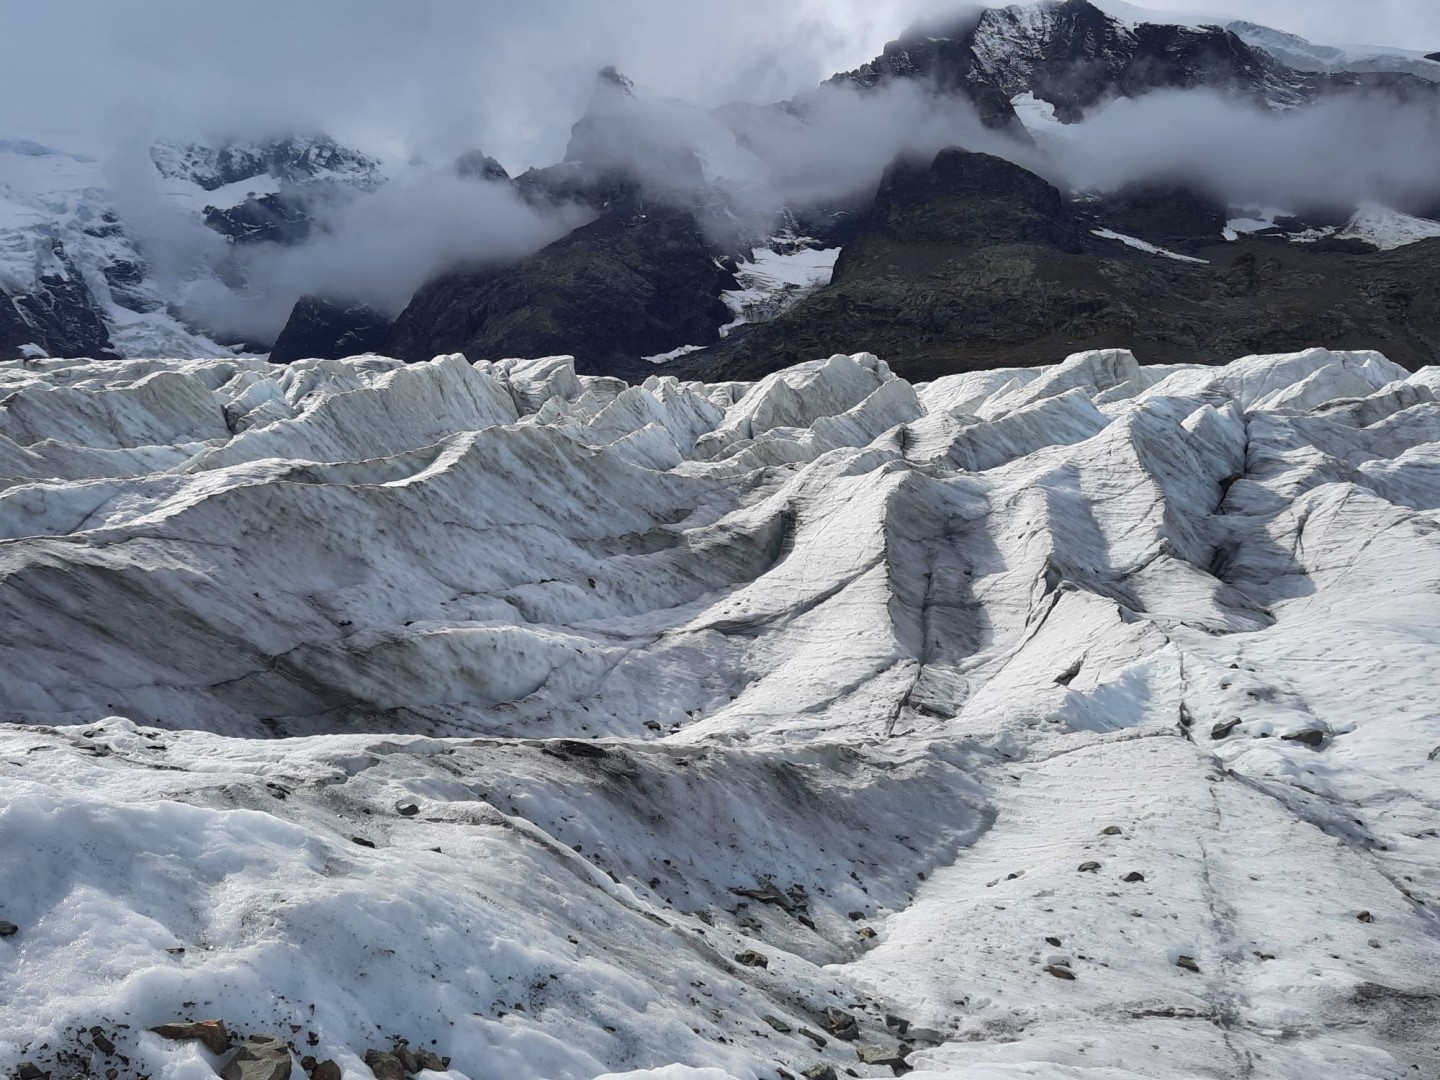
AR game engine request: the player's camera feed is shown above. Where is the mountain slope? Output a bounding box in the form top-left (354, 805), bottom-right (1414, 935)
top-left (678, 148), bottom-right (1440, 382)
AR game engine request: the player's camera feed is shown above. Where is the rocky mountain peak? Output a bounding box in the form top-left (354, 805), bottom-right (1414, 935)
top-left (150, 134), bottom-right (381, 192)
top-left (835, 0), bottom-right (1307, 124)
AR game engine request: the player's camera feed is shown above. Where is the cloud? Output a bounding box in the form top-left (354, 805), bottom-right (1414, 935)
top-left (1026, 88), bottom-right (1440, 211)
top-left (170, 168), bottom-right (593, 343)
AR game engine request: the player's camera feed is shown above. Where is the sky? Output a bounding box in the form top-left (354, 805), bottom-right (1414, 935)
top-left (3, 0), bottom-right (1438, 170)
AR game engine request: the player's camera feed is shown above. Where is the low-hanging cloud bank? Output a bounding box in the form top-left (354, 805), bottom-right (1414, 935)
top-left (179, 170), bottom-right (591, 344)
top-left (1035, 89), bottom-right (1440, 212)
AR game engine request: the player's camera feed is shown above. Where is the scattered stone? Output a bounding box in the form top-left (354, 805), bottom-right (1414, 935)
top-left (1356, 910), bottom-right (1374, 923)
top-left (800, 1027), bottom-right (828, 1048)
top-left (395, 802), bottom-right (420, 817)
top-left (363, 1050), bottom-right (405, 1080)
top-left (802, 1066), bottom-right (837, 1080)
top-left (16, 1063), bottom-right (48, 1080)
top-left (735, 949), bottom-right (769, 968)
top-left (1253, 951), bottom-right (1276, 960)
top-left (857, 1045), bottom-right (908, 1068)
top-left (351, 836), bottom-right (376, 848)
top-left (884, 1014), bottom-right (910, 1035)
top-left (1045, 936), bottom-right (1062, 946)
top-left (221, 1034), bottom-right (292, 1080)
top-left (413, 1050), bottom-right (448, 1072)
top-left (1101, 826), bottom-right (1122, 835)
top-left (1282, 729), bottom-right (1326, 747)
top-left (763, 1015), bottom-right (792, 1033)
top-left (847, 911), bottom-right (865, 921)
top-left (856, 927), bottom-right (877, 940)
top-left (152, 1020), bottom-right (230, 1054)
top-left (1174, 955), bottom-right (1201, 973)
top-left (1078, 861), bottom-right (1101, 873)
top-left (300, 1057), bottom-right (317, 1074)
top-left (1045, 964), bottom-right (1076, 980)
top-left (1211, 719), bottom-right (1240, 740)
top-left (1121, 872), bottom-right (1146, 883)
top-left (732, 882), bottom-right (793, 910)
top-left (312, 1062), bottom-right (341, 1080)
top-left (821, 1007), bottom-right (859, 1041)
top-left (90, 1030), bottom-right (116, 1055)
top-left (0, 920), bottom-right (17, 937)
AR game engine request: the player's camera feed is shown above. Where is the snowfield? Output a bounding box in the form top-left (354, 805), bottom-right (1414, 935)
top-left (1, 346), bottom-right (1439, 1080)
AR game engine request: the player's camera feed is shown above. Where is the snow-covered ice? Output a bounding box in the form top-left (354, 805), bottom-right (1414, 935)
top-left (720, 245), bottom-right (840, 337)
top-left (1091, 229), bottom-right (1209, 263)
top-left (1, 345), bottom-right (1439, 1080)
top-left (1330, 205), bottom-right (1440, 251)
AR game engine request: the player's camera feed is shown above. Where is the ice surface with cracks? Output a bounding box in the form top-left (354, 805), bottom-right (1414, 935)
top-left (1, 345), bottom-right (1439, 1080)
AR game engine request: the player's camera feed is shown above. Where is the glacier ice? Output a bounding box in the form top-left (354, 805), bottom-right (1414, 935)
top-left (1, 345), bottom-right (1439, 1079)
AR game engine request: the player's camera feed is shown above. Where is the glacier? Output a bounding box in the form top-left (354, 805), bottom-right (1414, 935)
top-left (1, 346), bottom-right (1439, 1080)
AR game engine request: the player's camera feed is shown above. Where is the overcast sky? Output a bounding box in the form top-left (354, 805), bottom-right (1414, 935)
top-left (3, 0), bottom-right (1438, 169)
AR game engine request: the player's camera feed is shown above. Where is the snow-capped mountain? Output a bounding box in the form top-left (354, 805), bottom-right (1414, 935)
top-left (2, 343), bottom-right (1439, 1078)
top-left (0, 134), bottom-right (388, 362)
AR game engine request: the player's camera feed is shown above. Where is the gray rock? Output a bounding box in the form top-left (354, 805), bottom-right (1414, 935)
top-left (1175, 955), bottom-right (1201, 973)
top-left (1211, 719), bottom-right (1240, 740)
top-left (312, 1062), bottom-right (341, 1080)
top-left (413, 1050), bottom-right (448, 1072)
top-left (821, 1007), bottom-right (859, 1041)
top-left (857, 1044), bottom-right (909, 1067)
top-left (152, 1019), bottom-right (230, 1054)
top-left (0, 920), bottom-right (17, 937)
top-left (1077, 861), bottom-right (1101, 873)
top-left (1045, 964), bottom-right (1076, 980)
top-left (763, 1015), bottom-right (792, 1033)
top-left (393, 1045), bottom-right (419, 1074)
top-left (1121, 871), bottom-right (1145, 883)
top-left (801, 1066), bottom-right (837, 1080)
top-left (363, 1050), bottom-right (406, 1080)
top-left (221, 1034), bottom-right (292, 1080)
top-left (734, 949), bottom-right (769, 968)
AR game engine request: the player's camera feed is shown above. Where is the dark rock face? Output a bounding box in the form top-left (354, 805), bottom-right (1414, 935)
top-left (270, 296), bottom-right (393, 363)
top-left (847, 148), bottom-right (1084, 258)
top-left (454, 151), bottom-right (510, 183)
top-left (390, 201), bottom-right (736, 374)
top-left (1082, 183), bottom-right (1230, 252)
top-left (0, 242), bottom-right (117, 361)
top-left (678, 147), bottom-right (1440, 382)
top-left (205, 192), bottom-right (314, 246)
